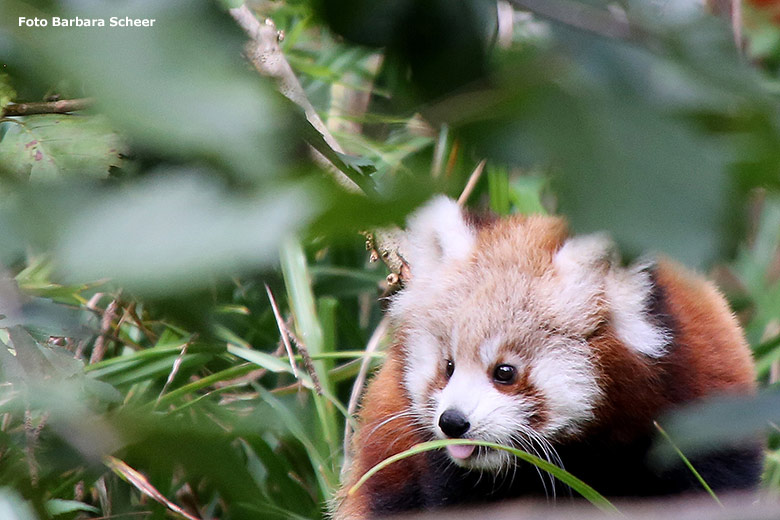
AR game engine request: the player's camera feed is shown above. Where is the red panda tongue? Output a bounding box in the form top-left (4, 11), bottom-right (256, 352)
top-left (446, 444), bottom-right (476, 460)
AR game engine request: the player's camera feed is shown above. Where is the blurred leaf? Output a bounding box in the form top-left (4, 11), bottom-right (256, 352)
top-left (310, 266), bottom-right (384, 298)
top-left (6, 325), bottom-right (82, 381)
top-left (437, 15), bottom-right (776, 267)
top-left (509, 174), bottom-right (548, 215)
top-left (0, 489), bottom-right (38, 520)
top-left (653, 390), bottom-right (780, 460)
top-left (0, 115), bottom-right (122, 181)
top-left (317, 0), bottom-right (494, 102)
top-left (0, 73), bottom-right (16, 109)
top-left (487, 165), bottom-right (511, 216)
top-left (16, 172), bottom-right (319, 296)
top-left (1, 0), bottom-right (289, 182)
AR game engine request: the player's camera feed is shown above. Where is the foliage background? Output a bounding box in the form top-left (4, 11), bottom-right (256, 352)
top-left (0, 0), bottom-right (780, 518)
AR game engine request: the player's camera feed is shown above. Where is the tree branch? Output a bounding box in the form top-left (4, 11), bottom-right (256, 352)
top-left (1, 98), bottom-right (93, 117)
top-left (229, 5), bottom-right (361, 192)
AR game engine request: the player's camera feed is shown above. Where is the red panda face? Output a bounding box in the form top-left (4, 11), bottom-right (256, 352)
top-left (390, 197), bottom-right (669, 471)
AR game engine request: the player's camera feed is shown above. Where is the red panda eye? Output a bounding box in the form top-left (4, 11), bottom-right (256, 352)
top-left (445, 359), bottom-right (455, 379)
top-left (493, 364), bottom-right (516, 384)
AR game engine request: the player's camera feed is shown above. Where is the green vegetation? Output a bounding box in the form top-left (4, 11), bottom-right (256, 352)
top-left (1, 0), bottom-right (780, 518)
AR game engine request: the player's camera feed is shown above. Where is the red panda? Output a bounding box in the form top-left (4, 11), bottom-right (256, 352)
top-left (334, 197), bottom-right (761, 519)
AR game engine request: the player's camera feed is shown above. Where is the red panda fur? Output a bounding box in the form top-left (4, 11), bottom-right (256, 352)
top-left (334, 198), bottom-right (760, 519)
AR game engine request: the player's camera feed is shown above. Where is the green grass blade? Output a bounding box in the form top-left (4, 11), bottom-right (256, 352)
top-left (653, 421), bottom-right (722, 507)
top-left (348, 439), bottom-right (619, 514)
top-left (487, 165), bottom-right (511, 215)
top-left (280, 237), bottom-right (340, 479)
top-left (227, 344), bottom-right (354, 428)
top-left (148, 363), bottom-right (257, 409)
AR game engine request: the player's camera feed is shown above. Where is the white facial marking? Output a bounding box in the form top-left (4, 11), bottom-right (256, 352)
top-left (479, 336), bottom-right (502, 368)
top-left (528, 340), bottom-right (599, 436)
top-left (402, 330), bottom-right (440, 410)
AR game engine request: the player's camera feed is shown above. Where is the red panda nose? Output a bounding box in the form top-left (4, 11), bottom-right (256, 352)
top-left (438, 409), bottom-right (471, 438)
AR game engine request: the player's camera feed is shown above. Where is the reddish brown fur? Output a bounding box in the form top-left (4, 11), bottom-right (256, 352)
top-left (473, 215), bottom-right (568, 277)
top-left (336, 216), bottom-right (758, 519)
top-left (336, 345), bottom-right (428, 519)
top-left (582, 259), bottom-right (756, 443)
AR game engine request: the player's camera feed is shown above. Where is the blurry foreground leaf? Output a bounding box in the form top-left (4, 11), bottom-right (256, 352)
top-left (1, 0), bottom-right (288, 182)
top-left (0, 115), bottom-right (122, 181)
top-left (652, 390), bottom-right (779, 461)
top-left (43, 172), bottom-right (318, 295)
top-left (0, 489), bottom-right (37, 520)
top-left (44, 499), bottom-right (99, 516)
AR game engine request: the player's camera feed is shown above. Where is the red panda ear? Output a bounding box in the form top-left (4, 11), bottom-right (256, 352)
top-left (553, 233), bottom-right (616, 277)
top-left (404, 196), bottom-right (476, 277)
top-left (605, 263), bottom-right (670, 358)
top-left (553, 235), bottom-right (669, 357)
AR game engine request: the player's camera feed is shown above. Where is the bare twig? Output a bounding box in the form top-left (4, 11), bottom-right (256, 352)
top-left (90, 299), bottom-right (119, 365)
top-left (707, 0), bottom-right (743, 51)
top-left (230, 4), bottom-right (419, 284)
top-left (23, 410), bottom-right (48, 486)
top-left (229, 5), bottom-right (360, 192)
top-left (1, 98), bottom-right (93, 117)
top-left (285, 328), bottom-right (323, 396)
top-left (457, 160), bottom-right (487, 206)
top-left (156, 342), bottom-right (191, 408)
top-left (265, 284), bottom-right (299, 378)
top-left (124, 302), bottom-right (158, 344)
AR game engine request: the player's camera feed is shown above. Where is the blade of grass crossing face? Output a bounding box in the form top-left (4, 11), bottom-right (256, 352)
top-left (653, 421), bottom-right (722, 507)
top-left (280, 237), bottom-right (340, 480)
top-left (348, 439), bottom-right (619, 514)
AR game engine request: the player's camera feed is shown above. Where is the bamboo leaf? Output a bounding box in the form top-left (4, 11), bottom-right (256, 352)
top-left (348, 439), bottom-right (619, 514)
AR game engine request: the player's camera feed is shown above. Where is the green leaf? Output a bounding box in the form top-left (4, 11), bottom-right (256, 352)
top-left (44, 172), bottom-right (318, 295)
top-left (299, 114), bottom-right (378, 195)
top-left (45, 499), bottom-right (99, 516)
top-left (0, 114), bottom-right (122, 181)
top-left (653, 390), bottom-right (780, 460)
